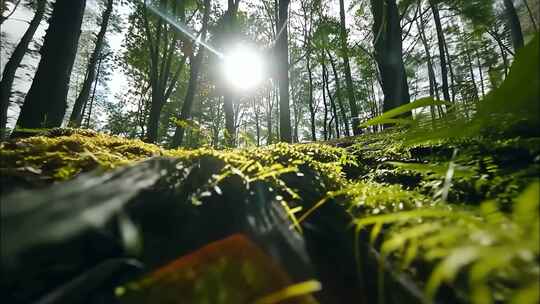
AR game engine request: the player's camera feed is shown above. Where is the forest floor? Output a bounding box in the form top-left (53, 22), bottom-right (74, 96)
top-left (1, 126), bottom-right (538, 304)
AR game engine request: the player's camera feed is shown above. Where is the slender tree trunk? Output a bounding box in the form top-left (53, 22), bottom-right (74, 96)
top-left (370, 0), bottom-right (410, 115)
top-left (504, 0), bottom-right (524, 51)
top-left (417, 14), bottom-right (437, 119)
top-left (171, 52), bottom-right (204, 148)
top-left (254, 100), bottom-right (260, 146)
top-left (339, 0), bottom-right (361, 135)
top-left (464, 39), bottom-right (480, 101)
top-left (277, 0), bottom-right (292, 142)
top-left (69, 0), bottom-right (114, 127)
top-left (306, 54), bottom-right (316, 141)
top-left (322, 64), bottom-right (328, 141)
top-left (85, 56), bottom-right (103, 128)
top-left (443, 37), bottom-right (456, 102)
top-left (143, 0), bottom-right (186, 143)
top-left (327, 50), bottom-right (350, 137)
top-left (223, 0), bottom-right (239, 147)
top-left (323, 56), bottom-right (340, 138)
top-left (429, 0), bottom-right (450, 102)
top-left (475, 49), bottom-right (485, 98)
top-left (274, 85), bottom-right (280, 140)
top-left (171, 0), bottom-right (210, 148)
top-left (266, 88), bottom-right (273, 144)
top-left (0, 0), bottom-right (46, 138)
top-left (15, 0), bottom-right (86, 131)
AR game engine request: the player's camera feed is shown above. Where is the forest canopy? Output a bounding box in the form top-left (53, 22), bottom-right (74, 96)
top-left (0, 0), bottom-right (537, 145)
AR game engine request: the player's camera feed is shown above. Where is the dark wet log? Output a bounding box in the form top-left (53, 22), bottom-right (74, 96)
top-left (1, 155), bottom-right (433, 303)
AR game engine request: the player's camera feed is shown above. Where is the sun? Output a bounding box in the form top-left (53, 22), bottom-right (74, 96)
top-left (222, 45), bottom-right (265, 91)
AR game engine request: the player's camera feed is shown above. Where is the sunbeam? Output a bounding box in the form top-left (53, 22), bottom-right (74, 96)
top-left (144, 1), bottom-right (223, 58)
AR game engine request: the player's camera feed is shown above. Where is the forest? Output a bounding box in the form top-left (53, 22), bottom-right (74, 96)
top-left (0, 0), bottom-right (539, 303)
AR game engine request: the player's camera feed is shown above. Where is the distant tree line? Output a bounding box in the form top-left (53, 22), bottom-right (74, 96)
top-left (0, 0), bottom-right (537, 146)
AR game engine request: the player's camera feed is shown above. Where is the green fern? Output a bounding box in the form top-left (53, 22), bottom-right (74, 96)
top-left (353, 182), bottom-right (539, 304)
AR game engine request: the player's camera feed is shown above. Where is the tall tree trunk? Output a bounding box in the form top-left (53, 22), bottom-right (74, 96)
top-left (322, 63), bottom-right (328, 141)
top-left (339, 0), bottom-right (361, 135)
top-left (306, 54), bottom-right (316, 141)
top-left (300, 0), bottom-right (315, 141)
top-left (327, 50), bottom-right (350, 137)
top-left (274, 85), bottom-right (279, 140)
top-left (144, 0), bottom-right (186, 143)
top-left (417, 13), bottom-right (437, 119)
top-left (277, 0), bottom-right (292, 142)
top-left (223, 0), bottom-right (239, 147)
top-left (0, 0), bottom-right (46, 138)
top-left (443, 37), bottom-right (457, 102)
top-left (429, 0), bottom-right (451, 102)
top-left (370, 0), bottom-right (410, 115)
top-left (475, 49), bottom-right (485, 98)
top-left (254, 100), bottom-right (260, 146)
top-left (69, 0), bottom-right (114, 127)
top-left (324, 54), bottom-right (340, 138)
top-left (15, 0), bottom-right (86, 131)
top-left (170, 52), bottom-right (204, 148)
top-left (464, 39), bottom-right (480, 102)
top-left (84, 56), bottom-right (103, 128)
top-left (266, 88), bottom-right (273, 144)
top-left (504, 0), bottom-right (524, 51)
top-left (171, 0), bottom-right (210, 148)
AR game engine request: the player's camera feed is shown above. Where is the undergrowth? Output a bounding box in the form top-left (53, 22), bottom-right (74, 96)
top-left (1, 125), bottom-right (538, 303)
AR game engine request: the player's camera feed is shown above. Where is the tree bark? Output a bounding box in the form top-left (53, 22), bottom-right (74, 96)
top-left (370, 0), bottom-right (410, 115)
top-left (144, 0), bottom-right (186, 143)
top-left (321, 63), bottom-right (328, 141)
top-left (69, 0), bottom-right (114, 127)
top-left (254, 99), bottom-right (260, 146)
top-left (464, 38), bottom-right (480, 101)
top-left (171, 53), bottom-right (204, 148)
top-left (84, 56), bottom-right (103, 128)
top-left (429, 0), bottom-right (451, 102)
top-left (443, 36), bottom-right (456, 102)
top-left (504, 0), bottom-right (524, 51)
top-left (277, 0), bottom-right (292, 142)
top-left (0, 0), bottom-right (46, 138)
top-left (417, 13), bottom-right (437, 119)
top-left (222, 0), bottom-right (240, 147)
top-left (339, 0), bottom-right (361, 135)
top-left (266, 88), bottom-right (273, 144)
top-left (170, 0), bottom-right (210, 148)
top-left (324, 56), bottom-right (340, 138)
top-left (327, 50), bottom-right (350, 137)
top-left (475, 49), bottom-right (485, 98)
top-left (15, 0), bottom-right (86, 131)
top-left (306, 54), bottom-right (316, 141)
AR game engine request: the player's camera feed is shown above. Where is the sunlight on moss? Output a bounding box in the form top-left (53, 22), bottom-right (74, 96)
top-left (1, 127), bottom-right (539, 304)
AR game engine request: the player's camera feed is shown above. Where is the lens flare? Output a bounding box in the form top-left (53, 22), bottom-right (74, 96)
top-left (222, 46), bottom-right (265, 90)
top-left (144, 2), bottom-right (223, 58)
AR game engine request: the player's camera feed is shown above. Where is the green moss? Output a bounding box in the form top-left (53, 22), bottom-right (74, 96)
top-left (1, 127), bottom-right (538, 304)
top-left (1, 128), bottom-right (163, 183)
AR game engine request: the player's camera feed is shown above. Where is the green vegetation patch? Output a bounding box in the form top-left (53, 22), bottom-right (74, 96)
top-left (0, 128), bottom-right (163, 183)
top-left (1, 125), bottom-right (539, 304)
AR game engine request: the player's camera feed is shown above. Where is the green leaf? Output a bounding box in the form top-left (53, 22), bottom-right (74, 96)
top-left (360, 97), bottom-right (450, 128)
